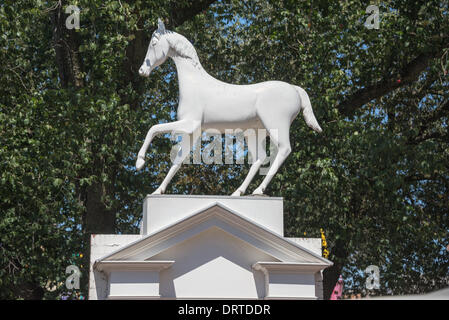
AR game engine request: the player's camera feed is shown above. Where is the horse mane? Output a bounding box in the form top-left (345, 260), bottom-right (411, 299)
top-left (165, 31), bottom-right (202, 69)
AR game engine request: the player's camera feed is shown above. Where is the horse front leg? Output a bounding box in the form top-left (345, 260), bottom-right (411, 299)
top-left (153, 134), bottom-right (192, 194)
top-left (136, 119), bottom-right (200, 171)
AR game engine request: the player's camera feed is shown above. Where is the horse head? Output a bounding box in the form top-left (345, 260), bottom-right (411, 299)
top-left (139, 18), bottom-right (170, 77)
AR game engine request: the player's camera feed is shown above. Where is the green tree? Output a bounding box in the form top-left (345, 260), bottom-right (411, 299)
top-left (0, 0), bottom-right (218, 299)
top-left (198, 0), bottom-right (448, 298)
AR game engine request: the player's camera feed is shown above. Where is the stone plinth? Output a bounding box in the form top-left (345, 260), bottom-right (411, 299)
top-left (141, 195), bottom-right (284, 236)
top-left (89, 195), bottom-right (332, 300)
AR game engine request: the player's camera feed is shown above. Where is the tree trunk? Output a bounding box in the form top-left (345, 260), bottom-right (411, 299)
top-left (51, 0), bottom-right (84, 88)
top-left (323, 239), bottom-right (348, 300)
top-left (84, 183), bottom-right (116, 234)
top-left (323, 263), bottom-right (343, 300)
top-left (14, 282), bottom-right (45, 300)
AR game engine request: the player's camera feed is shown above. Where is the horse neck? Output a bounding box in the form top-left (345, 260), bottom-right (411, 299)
top-left (171, 55), bottom-right (214, 85)
top-left (168, 47), bottom-right (219, 94)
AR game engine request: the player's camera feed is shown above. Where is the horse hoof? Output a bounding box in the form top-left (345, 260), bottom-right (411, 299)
top-left (252, 187), bottom-right (264, 196)
top-left (152, 187), bottom-right (163, 195)
top-left (136, 158), bottom-right (145, 171)
top-left (231, 189), bottom-right (243, 197)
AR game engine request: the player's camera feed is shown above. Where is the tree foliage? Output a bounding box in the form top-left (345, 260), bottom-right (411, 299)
top-left (201, 0), bottom-right (448, 297)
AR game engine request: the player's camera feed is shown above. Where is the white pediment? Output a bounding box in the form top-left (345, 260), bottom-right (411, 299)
top-left (95, 202), bottom-right (332, 267)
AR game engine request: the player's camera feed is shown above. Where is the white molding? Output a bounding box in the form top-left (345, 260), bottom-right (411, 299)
top-left (214, 207), bottom-right (329, 264)
top-left (253, 261), bottom-right (320, 299)
top-left (145, 194), bottom-right (283, 201)
top-left (100, 202), bottom-right (221, 260)
top-left (252, 261), bottom-right (327, 273)
top-left (97, 203), bottom-right (332, 268)
top-left (94, 260), bottom-right (174, 272)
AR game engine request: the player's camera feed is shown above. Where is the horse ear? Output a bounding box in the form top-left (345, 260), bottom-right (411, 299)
top-left (157, 18), bottom-right (166, 33)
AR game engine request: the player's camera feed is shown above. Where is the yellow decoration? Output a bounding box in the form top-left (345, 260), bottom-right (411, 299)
top-left (320, 228), bottom-right (329, 258)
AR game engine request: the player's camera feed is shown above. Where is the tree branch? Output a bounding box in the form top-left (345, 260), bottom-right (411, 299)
top-left (406, 99), bottom-right (449, 145)
top-left (51, 0), bottom-right (84, 88)
top-left (167, 0), bottom-right (217, 27)
top-left (404, 173), bottom-right (446, 183)
top-left (338, 39), bottom-right (449, 117)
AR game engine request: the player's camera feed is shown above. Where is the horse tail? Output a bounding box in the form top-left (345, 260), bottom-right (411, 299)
top-left (294, 86), bottom-right (322, 133)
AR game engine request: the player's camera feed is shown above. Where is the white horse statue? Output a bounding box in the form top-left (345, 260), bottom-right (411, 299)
top-left (137, 19), bottom-right (322, 196)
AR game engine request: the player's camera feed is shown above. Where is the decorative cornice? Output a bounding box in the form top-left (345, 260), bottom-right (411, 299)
top-left (144, 194), bottom-right (283, 201)
top-left (96, 202), bottom-right (332, 267)
top-left (253, 261), bottom-right (323, 300)
top-left (252, 261), bottom-right (327, 273)
top-left (94, 260), bottom-right (174, 272)
top-left (214, 207), bottom-right (332, 265)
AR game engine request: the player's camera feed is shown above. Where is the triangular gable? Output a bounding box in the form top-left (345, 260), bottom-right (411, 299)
top-left (95, 202), bottom-right (332, 267)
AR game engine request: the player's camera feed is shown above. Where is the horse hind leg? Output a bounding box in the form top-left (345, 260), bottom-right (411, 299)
top-left (252, 122), bottom-right (291, 195)
top-left (231, 130), bottom-right (267, 196)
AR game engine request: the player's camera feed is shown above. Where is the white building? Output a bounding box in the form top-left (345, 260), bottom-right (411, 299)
top-left (89, 195), bottom-right (332, 300)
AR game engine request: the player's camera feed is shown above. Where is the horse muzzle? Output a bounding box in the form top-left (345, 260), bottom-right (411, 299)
top-left (139, 66), bottom-right (151, 77)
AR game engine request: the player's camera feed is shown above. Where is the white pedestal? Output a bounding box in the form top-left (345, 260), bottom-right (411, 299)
top-left (89, 195), bottom-right (332, 300)
top-left (141, 195), bottom-right (284, 236)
